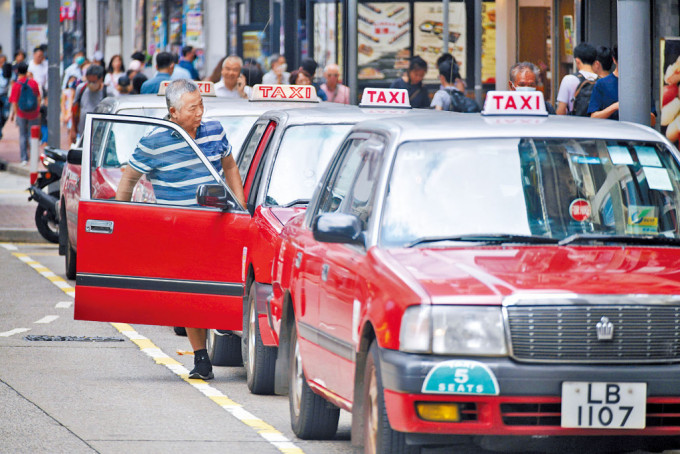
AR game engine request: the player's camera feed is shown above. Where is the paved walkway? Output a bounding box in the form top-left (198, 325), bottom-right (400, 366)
top-left (0, 118), bottom-right (70, 243)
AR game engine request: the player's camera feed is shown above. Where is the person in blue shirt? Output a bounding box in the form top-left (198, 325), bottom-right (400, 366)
top-left (116, 79), bottom-right (246, 379)
top-left (140, 52), bottom-right (175, 94)
top-left (178, 46), bottom-right (200, 81)
top-left (588, 45), bottom-right (657, 125)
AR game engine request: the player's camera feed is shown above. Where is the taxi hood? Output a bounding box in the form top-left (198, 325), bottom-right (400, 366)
top-left (378, 246), bottom-right (680, 304)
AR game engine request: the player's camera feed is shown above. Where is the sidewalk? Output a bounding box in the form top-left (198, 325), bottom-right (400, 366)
top-left (0, 119), bottom-right (70, 243)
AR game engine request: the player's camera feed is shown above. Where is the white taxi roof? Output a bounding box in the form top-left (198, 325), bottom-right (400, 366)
top-left (254, 103), bottom-right (423, 128)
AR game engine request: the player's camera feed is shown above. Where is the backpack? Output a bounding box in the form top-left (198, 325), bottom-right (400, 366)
top-left (17, 79), bottom-right (38, 112)
top-left (569, 73), bottom-right (598, 116)
top-left (448, 89), bottom-right (481, 113)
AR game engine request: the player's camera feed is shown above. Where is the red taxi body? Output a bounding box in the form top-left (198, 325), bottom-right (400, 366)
top-left (269, 99), bottom-right (680, 452)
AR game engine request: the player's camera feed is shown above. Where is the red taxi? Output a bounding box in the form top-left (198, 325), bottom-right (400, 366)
top-left (58, 83), bottom-right (316, 280)
top-left (269, 91), bottom-right (680, 452)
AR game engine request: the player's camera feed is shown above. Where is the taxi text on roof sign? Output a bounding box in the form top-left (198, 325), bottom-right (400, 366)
top-left (250, 84), bottom-right (320, 102)
top-left (157, 80), bottom-right (216, 96)
top-left (482, 90), bottom-right (548, 116)
top-left (359, 88), bottom-right (411, 108)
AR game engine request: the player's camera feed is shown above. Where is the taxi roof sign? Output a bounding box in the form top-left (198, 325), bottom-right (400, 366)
top-left (157, 80), bottom-right (216, 96)
top-left (359, 88), bottom-right (411, 108)
top-left (250, 84), bottom-right (319, 102)
top-left (482, 90), bottom-right (548, 116)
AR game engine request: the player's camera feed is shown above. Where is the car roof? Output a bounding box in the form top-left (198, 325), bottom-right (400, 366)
top-left (349, 111), bottom-right (667, 144)
top-left (256, 103), bottom-right (421, 126)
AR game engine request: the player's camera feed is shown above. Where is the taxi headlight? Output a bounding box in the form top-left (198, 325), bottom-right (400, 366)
top-left (399, 306), bottom-right (507, 355)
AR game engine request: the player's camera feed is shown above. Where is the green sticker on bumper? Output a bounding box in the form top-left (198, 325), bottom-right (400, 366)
top-left (422, 360), bottom-right (500, 395)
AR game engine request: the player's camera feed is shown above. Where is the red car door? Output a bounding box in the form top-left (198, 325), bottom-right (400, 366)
top-left (74, 114), bottom-right (250, 329)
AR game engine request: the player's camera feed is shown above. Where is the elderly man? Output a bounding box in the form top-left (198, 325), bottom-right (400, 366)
top-left (215, 56), bottom-right (251, 99)
top-left (508, 61), bottom-right (556, 114)
top-left (320, 64), bottom-right (350, 104)
top-left (115, 79), bottom-right (245, 379)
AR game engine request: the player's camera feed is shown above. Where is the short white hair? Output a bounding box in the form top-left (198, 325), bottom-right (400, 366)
top-left (222, 55), bottom-right (243, 69)
top-left (165, 79), bottom-right (199, 111)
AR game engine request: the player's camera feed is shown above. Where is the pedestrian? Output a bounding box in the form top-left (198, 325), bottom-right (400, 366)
top-left (116, 75), bottom-right (132, 94)
top-left (321, 64), bottom-right (350, 104)
top-left (587, 45), bottom-right (657, 125)
top-left (241, 60), bottom-right (263, 87)
top-left (28, 45), bottom-right (48, 95)
top-left (0, 54), bottom-right (11, 138)
top-left (555, 42), bottom-right (598, 115)
top-left (508, 61), bottom-right (556, 114)
top-left (171, 53), bottom-right (193, 80)
top-left (11, 50), bottom-right (26, 82)
top-left (92, 50), bottom-right (106, 69)
top-left (299, 58), bottom-right (327, 100)
top-left (390, 56), bottom-right (430, 109)
top-left (129, 51), bottom-right (146, 75)
top-left (70, 64), bottom-right (108, 144)
top-left (131, 72), bottom-right (148, 94)
top-left (214, 56), bottom-right (251, 99)
top-left (104, 54), bottom-right (126, 91)
top-left (431, 60), bottom-right (480, 112)
top-left (114, 79), bottom-right (246, 380)
top-left (592, 46), bottom-right (613, 79)
top-left (178, 46), bottom-right (200, 80)
top-left (262, 54), bottom-right (290, 85)
top-left (62, 50), bottom-right (86, 89)
top-left (289, 69), bottom-right (311, 85)
top-left (8, 61), bottom-right (41, 165)
top-left (140, 52), bottom-right (175, 94)
top-left (60, 75), bottom-right (77, 130)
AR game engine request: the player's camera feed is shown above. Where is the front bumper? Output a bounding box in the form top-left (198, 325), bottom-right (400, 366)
top-left (379, 347), bottom-right (680, 436)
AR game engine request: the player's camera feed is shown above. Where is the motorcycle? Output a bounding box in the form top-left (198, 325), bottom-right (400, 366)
top-left (28, 146), bottom-right (67, 243)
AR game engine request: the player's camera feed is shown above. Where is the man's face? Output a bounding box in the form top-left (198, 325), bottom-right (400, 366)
top-left (185, 50), bottom-right (195, 61)
top-left (34, 50), bottom-right (44, 64)
top-left (222, 60), bottom-right (241, 87)
top-left (409, 68), bottom-right (426, 85)
top-left (512, 70), bottom-right (537, 89)
top-left (170, 91), bottom-right (204, 132)
top-left (86, 74), bottom-right (103, 91)
top-left (325, 67), bottom-right (340, 87)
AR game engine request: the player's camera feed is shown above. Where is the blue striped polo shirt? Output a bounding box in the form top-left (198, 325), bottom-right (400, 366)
top-left (128, 120), bottom-right (232, 206)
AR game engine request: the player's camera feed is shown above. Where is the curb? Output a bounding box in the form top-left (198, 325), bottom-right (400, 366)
top-left (0, 159), bottom-right (31, 177)
top-left (0, 228), bottom-right (49, 243)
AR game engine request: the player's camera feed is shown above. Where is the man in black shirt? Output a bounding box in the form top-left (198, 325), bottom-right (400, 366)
top-left (390, 56), bottom-right (430, 109)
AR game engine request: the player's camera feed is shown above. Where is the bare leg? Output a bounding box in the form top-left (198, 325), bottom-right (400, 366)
top-left (186, 327), bottom-right (207, 351)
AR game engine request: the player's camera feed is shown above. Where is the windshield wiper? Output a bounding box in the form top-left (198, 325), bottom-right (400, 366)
top-left (406, 234), bottom-right (560, 248)
top-left (558, 233), bottom-right (680, 247)
top-left (282, 199), bottom-right (310, 208)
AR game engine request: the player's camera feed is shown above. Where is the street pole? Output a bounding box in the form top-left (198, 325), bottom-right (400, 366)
top-left (347, 0), bottom-right (358, 104)
top-left (474, 0), bottom-right (482, 106)
top-left (442, 0), bottom-right (449, 63)
top-left (617, 0), bottom-right (651, 126)
top-left (47, 1), bottom-right (61, 148)
top-left (21, 0), bottom-right (27, 52)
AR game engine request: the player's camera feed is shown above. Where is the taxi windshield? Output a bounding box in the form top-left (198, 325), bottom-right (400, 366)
top-left (212, 115), bottom-right (259, 159)
top-left (381, 138), bottom-right (680, 247)
top-left (265, 124), bottom-right (353, 206)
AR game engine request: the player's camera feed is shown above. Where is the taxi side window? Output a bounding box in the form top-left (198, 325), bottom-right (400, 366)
top-left (317, 138), bottom-right (365, 215)
top-left (238, 122), bottom-right (267, 181)
top-left (344, 139), bottom-right (385, 227)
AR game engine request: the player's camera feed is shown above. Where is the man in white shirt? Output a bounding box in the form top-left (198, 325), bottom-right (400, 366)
top-left (262, 54), bottom-right (290, 85)
top-left (215, 56), bottom-right (251, 99)
top-left (555, 42), bottom-right (598, 115)
top-left (28, 46), bottom-right (49, 93)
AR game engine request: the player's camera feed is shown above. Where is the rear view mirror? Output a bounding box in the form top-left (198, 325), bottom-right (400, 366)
top-left (196, 184), bottom-right (237, 211)
top-left (67, 148), bottom-right (83, 165)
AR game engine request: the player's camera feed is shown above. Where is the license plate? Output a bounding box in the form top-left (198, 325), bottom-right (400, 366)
top-left (561, 382), bottom-right (646, 429)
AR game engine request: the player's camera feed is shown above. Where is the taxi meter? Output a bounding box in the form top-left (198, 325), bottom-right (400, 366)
top-left (250, 84), bottom-right (319, 102)
top-left (359, 88), bottom-right (411, 108)
top-left (157, 80), bottom-right (216, 96)
top-left (482, 90), bottom-right (548, 116)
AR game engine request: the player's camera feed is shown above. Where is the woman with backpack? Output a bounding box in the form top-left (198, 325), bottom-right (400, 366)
top-left (8, 61), bottom-right (40, 165)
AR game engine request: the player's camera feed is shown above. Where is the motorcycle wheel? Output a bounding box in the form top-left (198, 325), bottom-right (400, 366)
top-left (34, 191), bottom-right (60, 244)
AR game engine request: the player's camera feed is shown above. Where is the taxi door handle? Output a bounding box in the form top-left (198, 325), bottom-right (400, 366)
top-left (321, 264), bottom-right (329, 282)
top-left (85, 219), bottom-right (114, 234)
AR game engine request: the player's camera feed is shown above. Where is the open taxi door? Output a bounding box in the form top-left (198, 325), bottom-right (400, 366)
top-left (74, 113), bottom-right (250, 329)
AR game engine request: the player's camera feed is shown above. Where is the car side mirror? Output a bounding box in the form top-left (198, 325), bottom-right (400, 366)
top-left (312, 213), bottom-right (364, 246)
top-left (67, 148), bottom-right (82, 165)
top-left (196, 184), bottom-right (237, 211)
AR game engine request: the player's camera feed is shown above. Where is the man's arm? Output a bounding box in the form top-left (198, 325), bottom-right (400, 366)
top-left (590, 101), bottom-right (619, 119)
top-left (115, 166), bottom-right (144, 202)
top-left (221, 154), bottom-right (246, 208)
top-left (555, 101), bottom-right (568, 115)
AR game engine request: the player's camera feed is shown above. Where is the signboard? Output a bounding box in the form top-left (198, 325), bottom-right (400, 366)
top-left (357, 2), bottom-right (411, 81)
top-left (413, 2), bottom-right (466, 81)
top-left (481, 2), bottom-right (496, 85)
top-left (314, 3), bottom-right (337, 76)
top-left (661, 37), bottom-right (680, 147)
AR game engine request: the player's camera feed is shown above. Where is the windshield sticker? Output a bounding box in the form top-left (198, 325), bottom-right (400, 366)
top-left (643, 166), bottom-right (674, 191)
top-left (607, 145), bottom-right (634, 165)
top-left (626, 206), bottom-right (659, 234)
top-left (572, 155), bottom-right (601, 165)
top-left (422, 360), bottom-right (499, 395)
top-left (635, 146), bottom-right (662, 167)
top-left (569, 198), bottom-right (592, 222)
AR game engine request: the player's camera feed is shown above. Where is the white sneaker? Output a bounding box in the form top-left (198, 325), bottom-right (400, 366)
top-left (20, 161), bottom-right (27, 166)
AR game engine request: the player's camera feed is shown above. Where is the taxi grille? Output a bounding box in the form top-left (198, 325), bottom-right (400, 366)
top-left (507, 305), bottom-right (680, 363)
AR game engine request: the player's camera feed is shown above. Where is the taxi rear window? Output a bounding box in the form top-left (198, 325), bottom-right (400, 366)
top-left (381, 138), bottom-right (680, 246)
